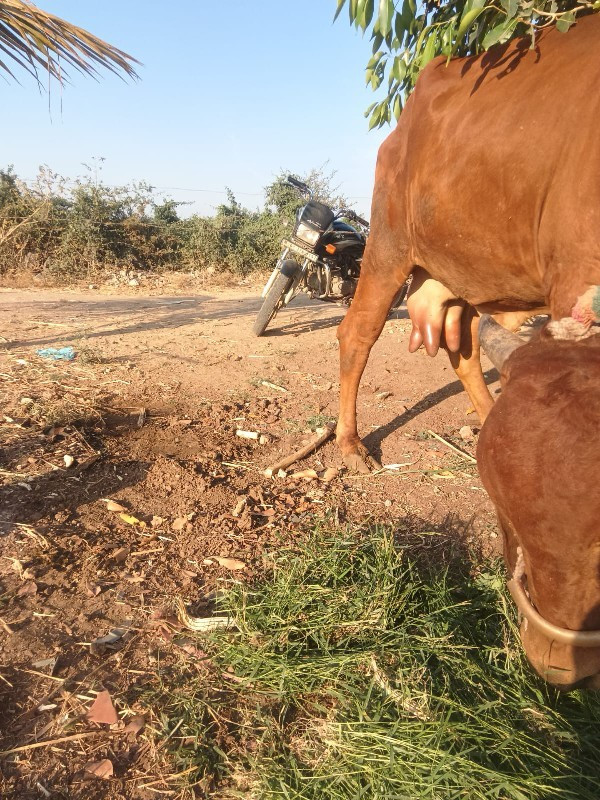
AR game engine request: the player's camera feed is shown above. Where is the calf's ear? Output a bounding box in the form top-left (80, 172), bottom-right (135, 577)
top-left (478, 314), bottom-right (524, 371)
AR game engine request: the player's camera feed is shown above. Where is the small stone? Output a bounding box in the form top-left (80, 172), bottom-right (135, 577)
top-left (459, 425), bottom-right (475, 442)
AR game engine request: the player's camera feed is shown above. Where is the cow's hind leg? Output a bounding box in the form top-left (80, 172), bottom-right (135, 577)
top-left (445, 308), bottom-right (537, 423)
top-left (445, 306), bottom-right (495, 423)
top-left (337, 259), bottom-right (411, 473)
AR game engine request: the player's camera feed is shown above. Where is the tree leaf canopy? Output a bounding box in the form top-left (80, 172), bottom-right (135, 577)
top-left (335, 0), bottom-right (598, 127)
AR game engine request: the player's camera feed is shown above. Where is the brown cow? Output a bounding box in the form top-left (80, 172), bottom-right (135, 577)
top-left (477, 316), bottom-right (600, 689)
top-left (337, 15), bottom-right (600, 472)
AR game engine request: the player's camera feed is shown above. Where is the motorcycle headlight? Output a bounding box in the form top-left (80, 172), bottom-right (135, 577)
top-left (294, 222), bottom-right (320, 247)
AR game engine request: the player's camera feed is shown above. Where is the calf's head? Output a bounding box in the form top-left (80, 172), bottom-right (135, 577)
top-left (477, 316), bottom-right (600, 689)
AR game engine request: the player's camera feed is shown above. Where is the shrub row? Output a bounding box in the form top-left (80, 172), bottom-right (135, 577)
top-left (0, 165), bottom-right (351, 280)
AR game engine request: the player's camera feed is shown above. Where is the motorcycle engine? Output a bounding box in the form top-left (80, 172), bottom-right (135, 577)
top-left (339, 278), bottom-right (357, 297)
top-left (306, 271), bottom-right (326, 295)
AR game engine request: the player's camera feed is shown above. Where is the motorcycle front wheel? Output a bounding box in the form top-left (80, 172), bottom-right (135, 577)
top-left (253, 269), bottom-right (295, 336)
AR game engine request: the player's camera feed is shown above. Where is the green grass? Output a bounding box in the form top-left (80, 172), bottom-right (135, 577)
top-left (141, 525), bottom-right (600, 799)
top-left (306, 413), bottom-right (337, 430)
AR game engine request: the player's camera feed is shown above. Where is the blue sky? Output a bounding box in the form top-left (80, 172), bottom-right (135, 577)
top-left (3, 1), bottom-right (390, 217)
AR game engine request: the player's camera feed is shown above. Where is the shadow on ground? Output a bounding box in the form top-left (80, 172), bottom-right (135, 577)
top-left (363, 368), bottom-right (499, 462)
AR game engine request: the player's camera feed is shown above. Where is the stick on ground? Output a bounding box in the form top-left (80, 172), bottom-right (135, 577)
top-left (426, 429), bottom-right (477, 464)
top-left (0, 731), bottom-right (101, 756)
top-left (264, 422), bottom-right (336, 476)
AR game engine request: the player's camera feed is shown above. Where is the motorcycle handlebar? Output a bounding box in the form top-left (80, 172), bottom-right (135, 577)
top-left (285, 178), bottom-right (369, 227)
top-left (286, 175), bottom-right (312, 196)
top-left (339, 209), bottom-right (369, 228)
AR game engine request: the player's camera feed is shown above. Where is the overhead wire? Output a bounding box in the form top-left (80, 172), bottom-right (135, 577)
top-left (15, 175), bottom-right (372, 202)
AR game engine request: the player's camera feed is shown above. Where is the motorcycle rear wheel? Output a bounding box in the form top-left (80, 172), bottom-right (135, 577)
top-left (253, 271), bottom-right (294, 336)
top-left (391, 281), bottom-right (409, 309)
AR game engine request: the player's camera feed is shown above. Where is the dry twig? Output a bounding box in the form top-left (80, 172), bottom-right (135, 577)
top-left (264, 422), bottom-right (335, 476)
top-left (426, 429), bottom-right (477, 464)
top-left (0, 731), bottom-right (101, 756)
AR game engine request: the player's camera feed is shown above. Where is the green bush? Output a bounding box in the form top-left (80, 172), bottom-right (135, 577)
top-left (0, 164), bottom-right (353, 280)
top-left (178, 189), bottom-right (283, 275)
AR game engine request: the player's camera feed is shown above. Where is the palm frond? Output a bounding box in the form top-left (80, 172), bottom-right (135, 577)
top-left (0, 0), bottom-right (139, 85)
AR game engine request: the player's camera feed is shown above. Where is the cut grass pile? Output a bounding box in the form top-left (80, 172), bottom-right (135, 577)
top-left (142, 526), bottom-right (600, 798)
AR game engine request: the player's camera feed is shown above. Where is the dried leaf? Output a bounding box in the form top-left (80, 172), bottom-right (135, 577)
top-left (91, 621), bottom-right (132, 648)
top-left (180, 568), bottom-right (198, 578)
top-left (112, 547), bottom-right (129, 564)
top-left (221, 670), bottom-right (246, 683)
top-left (172, 517), bottom-right (187, 531)
top-left (232, 498), bottom-right (246, 517)
top-left (264, 466), bottom-right (288, 478)
top-left (256, 507), bottom-right (275, 517)
top-left (150, 515), bottom-right (165, 528)
top-left (11, 558), bottom-right (25, 579)
top-left (174, 597), bottom-right (232, 631)
top-left (169, 416), bottom-right (192, 428)
top-left (123, 714), bottom-right (146, 736)
top-left (104, 499), bottom-right (127, 513)
top-left (290, 469), bottom-right (319, 480)
top-left (38, 703), bottom-right (58, 712)
top-left (84, 758), bottom-right (113, 779)
top-left (0, 618), bottom-right (14, 635)
top-left (431, 469), bottom-right (455, 479)
top-left (259, 380), bottom-right (288, 393)
top-left (87, 690), bottom-right (118, 725)
top-left (214, 556), bottom-right (246, 571)
top-left (46, 425), bottom-right (64, 440)
top-left (32, 656), bottom-right (58, 673)
top-left (321, 467), bottom-right (339, 483)
top-left (178, 639), bottom-right (209, 659)
top-left (119, 513), bottom-right (145, 528)
top-left (17, 580), bottom-right (37, 596)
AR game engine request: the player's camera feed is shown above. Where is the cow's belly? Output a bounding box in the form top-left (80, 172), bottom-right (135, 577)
top-left (396, 35), bottom-right (600, 317)
top-left (414, 239), bottom-right (545, 311)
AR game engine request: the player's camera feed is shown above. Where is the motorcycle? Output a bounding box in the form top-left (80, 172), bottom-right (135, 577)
top-left (253, 176), bottom-right (372, 336)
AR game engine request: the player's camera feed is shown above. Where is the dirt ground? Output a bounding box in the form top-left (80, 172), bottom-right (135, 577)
top-left (0, 281), bottom-right (501, 798)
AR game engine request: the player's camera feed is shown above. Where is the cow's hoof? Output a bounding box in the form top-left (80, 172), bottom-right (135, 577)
top-left (342, 444), bottom-right (382, 474)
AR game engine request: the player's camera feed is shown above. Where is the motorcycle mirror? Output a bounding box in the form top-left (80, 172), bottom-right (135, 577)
top-left (286, 175), bottom-right (311, 195)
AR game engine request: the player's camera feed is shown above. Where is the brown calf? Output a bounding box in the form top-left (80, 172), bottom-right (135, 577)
top-left (477, 318), bottom-right (600, 689)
